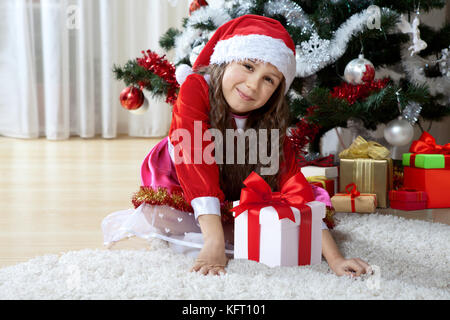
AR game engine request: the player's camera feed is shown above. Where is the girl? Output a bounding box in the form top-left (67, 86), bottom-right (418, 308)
top-left (102, 14), bottom-right (371, 278)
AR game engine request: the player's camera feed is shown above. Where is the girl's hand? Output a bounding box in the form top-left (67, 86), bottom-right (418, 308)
top-left (190, 237), bottom-right (228, 276)
top-left (329, 256), bottom-right (372, 278)
top-left (191, 214), bottom-right (228, 276)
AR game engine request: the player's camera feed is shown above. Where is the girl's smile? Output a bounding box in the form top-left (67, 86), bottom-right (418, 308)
top-left (236, 87), bottom-right (254, 101)
top-left (222, 60), bottom-right (283, 115)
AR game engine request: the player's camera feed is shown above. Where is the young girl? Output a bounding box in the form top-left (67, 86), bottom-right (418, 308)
top-left (102, 14), bottom-right (371, 278)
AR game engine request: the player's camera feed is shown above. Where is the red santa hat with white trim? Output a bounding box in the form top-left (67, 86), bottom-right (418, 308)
top-left (175, 14), bottom-right (296, 94)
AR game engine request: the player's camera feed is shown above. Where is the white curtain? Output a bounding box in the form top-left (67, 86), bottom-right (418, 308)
top-left (0, 0), bottom-right (189, 140)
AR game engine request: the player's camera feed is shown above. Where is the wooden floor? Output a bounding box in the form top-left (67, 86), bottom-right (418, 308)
top-left (1, 135), bottom-right (449, 268)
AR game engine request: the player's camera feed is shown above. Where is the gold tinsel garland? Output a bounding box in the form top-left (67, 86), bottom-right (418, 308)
top-left (131, 186), bottom-right (335, 228)
top-left (131, 186), bottom-right (235, 224)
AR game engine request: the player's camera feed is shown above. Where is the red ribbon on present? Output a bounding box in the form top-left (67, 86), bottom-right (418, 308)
top-left (297, 154), bottom-right (334, 168)
top-left (409, 131), bottom-right (450, 155)
top-left (343, 183), bottom-right (360, 213)
top-left (231, 171), bottom-right (315, 265)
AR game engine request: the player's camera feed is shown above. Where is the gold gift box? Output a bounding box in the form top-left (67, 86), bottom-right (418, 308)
top-left (339, 158), bottom-right (393, 208)
top-left (331, 193), bottom-right (377, 213)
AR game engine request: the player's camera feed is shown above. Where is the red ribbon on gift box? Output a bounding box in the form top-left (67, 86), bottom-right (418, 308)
top-left (409, 131), bottom-right (450, 155)
top-left (231, 171), bottom-right (315, 265)
top-left (343, 183), bottom-right (360, 213)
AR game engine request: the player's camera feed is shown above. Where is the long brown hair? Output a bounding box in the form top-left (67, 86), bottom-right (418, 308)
top-left (198, 63), bottom-right (291, 201)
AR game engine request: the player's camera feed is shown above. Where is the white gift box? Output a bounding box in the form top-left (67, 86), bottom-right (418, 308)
top-left (233, 200), bottom-right (325, 268)
top-left (300, 166), bottom-right (339, 193)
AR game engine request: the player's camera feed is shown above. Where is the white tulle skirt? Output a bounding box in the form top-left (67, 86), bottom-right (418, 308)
top-left (101, 203), bottom-right (235, 258)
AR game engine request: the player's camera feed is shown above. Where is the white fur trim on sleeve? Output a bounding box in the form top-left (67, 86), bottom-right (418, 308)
top-left (191, 196), bottom-right (221, 220)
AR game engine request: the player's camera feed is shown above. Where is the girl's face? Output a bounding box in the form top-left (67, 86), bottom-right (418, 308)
top-left (221, 60), bottom-right (284, 115)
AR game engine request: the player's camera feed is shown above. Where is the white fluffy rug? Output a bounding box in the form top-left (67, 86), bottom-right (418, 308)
top-left (1, 212), bottom-right (449, 300)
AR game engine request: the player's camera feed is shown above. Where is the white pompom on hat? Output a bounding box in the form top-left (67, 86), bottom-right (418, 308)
top-left (176, 14), bottom-right (296, 94)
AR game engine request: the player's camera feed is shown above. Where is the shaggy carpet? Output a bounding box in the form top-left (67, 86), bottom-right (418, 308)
top-left (0, 212), bottom-right (449, 300)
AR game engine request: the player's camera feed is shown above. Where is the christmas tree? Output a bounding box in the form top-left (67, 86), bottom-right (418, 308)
top-left (113, 0), bottom-right (450, 156)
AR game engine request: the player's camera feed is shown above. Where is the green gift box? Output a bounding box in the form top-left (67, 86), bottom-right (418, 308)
top-left (402, 153), bottom-right (450, 169)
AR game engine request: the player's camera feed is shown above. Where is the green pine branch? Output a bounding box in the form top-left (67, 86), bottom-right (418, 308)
top-left (112, 60), bottom-right (172, 99)
top-left (159, 28), bottom-right (181, 51)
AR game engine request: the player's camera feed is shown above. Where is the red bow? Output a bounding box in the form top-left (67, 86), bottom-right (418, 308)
top-left (297, 154), bottom-right (334, 168)
top-left (231, 171), bottom-right (314, 264)
top-left (409, 131), bottom-right (450, 155)
top-left (344, 183), bottom-right (360, 212)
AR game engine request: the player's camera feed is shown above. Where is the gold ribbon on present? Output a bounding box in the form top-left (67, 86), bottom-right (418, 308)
top-left (338, 136), bottom-right (393, 207)
top-left (306, 176), bottom-right (328, 188)
top-left (339, 136), bottom-right (390, 160)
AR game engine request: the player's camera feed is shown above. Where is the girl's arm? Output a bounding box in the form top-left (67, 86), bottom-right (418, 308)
top-left (190, 214), bottom-right (228, 275)
top-left (321, 229), bottom-right (344, 264)
top-left (322, 229), bottom-right (372, 277)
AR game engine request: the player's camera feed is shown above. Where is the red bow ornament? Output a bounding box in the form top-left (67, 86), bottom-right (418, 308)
top-left (231, 171), bottom-right (324, 266)
top-left (409, 131), bottom-right (450, 155)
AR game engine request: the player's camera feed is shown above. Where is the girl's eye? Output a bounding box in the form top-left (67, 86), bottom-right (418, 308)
top-left (264, 76), bottom-right (274, 84)
top-left (243, 64), bottom-right (253, 71)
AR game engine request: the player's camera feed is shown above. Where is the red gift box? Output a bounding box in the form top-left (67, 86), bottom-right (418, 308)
top-left (389, 189), bottom-right (427, 211)
top-left (308, 178), bottom-right (335, 197)
top-left (403, 167), bottom-right (450, 208)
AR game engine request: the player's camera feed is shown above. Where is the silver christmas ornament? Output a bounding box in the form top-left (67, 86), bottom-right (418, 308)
top-left (344, 54), bottom-right (375, 85)
top-left (383, 117), bottom-right (414, 146)
top-left (402, 102), bottom-right (422, 124)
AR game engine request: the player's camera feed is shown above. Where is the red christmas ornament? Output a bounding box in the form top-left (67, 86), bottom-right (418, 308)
top-left (189, 0), bottom-right (208, 15)
top-left (119, 86), bottom-right (144, 110)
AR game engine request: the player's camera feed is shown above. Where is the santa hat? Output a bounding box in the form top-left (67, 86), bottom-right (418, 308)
top-left (176, 14), bottom-right (296, 94)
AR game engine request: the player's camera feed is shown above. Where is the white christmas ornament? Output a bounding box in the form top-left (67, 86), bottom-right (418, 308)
top-left (397, 14), bottom-right (427, 56)
top-left (296, 32), bottom-right (331, 77)
top-left (384, 117), bottom-right (414, 146)
top-left (344, 54), bottom-right (375, 84)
